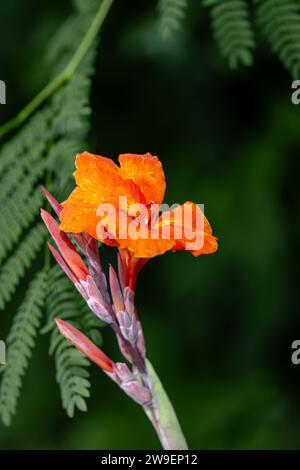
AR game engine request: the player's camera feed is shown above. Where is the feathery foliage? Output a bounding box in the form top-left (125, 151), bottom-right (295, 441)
top-left (45, 267), bottom-right (91, 418)
top-left (158, 0), bottom-right (188, 39)
top-left (43, 266), bottom-right (104, 417)
top-left (203, 0), bottom-right (255, 69)
top-left (256, 0), bottom-right (300, 78)
top-left (155, 0), bottom-right (300, 77)
top-left (0, 271), bottom-right (47, 426)
top-left (0, 0), bottom-right (108, 425)
top-left (0, 224), bottom-right (46, 310)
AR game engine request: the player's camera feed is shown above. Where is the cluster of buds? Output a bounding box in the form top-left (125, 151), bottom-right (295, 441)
top-left (41, 188), bottom-right (153, 408)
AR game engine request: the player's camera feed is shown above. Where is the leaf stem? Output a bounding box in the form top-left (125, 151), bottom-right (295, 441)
top-left (0, 0), bottom-right (113, 139)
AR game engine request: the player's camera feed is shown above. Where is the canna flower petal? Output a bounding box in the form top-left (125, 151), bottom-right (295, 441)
top-left (59, 200), bottom-right (102, 239)
top-left (157, 202), bottom-right (218, 256)
top-left (55, 319), bottom-right (114, 372)
top-left (118, 237), bottom-right (175, 259)
top-left (59, 152), bottom-right (146, 237)
top-left (58, 151), bottom-right (218, 266)
top-left (116, 203), bottom-right (217, 258)
top-left (118, 153), bottom-right (166, 205)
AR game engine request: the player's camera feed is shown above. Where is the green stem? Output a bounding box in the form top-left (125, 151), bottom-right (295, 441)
top-left (0, 0), bottom-right (113, 139)
top-left (144, 360), bottom-right (188, 450)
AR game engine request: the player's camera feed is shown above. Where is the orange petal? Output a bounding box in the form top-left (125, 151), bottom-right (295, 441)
top-left (118, 237), bottom-right (175, 259)
top-left (73, 152), bottom-right (120, 202)
top-left (74, 152), bottom-right (145, 206)
top-left (156, 202), bottom-right (218, 256)
top-left (118, 153), bottom-right (166, 205)
top-left (60, 200), bottom-right (98, 236)
top-left (60, 152), bottom-right (147, 237)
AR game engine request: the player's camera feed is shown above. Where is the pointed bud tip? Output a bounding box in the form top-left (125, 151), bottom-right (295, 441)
top-left (40, 208), bottom-right (53, 226)
top-left (41, 187), bottom-right (62, 215)
top-left (54, 318), bottom-right (114, 373)
top-left (54, 317), bottom-right (65, 333)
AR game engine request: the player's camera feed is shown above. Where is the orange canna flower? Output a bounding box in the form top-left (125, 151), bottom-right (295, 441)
top-left (59, 152), bottom-right (218, 263)
top-left (41, 152), bottom-right (218, 449)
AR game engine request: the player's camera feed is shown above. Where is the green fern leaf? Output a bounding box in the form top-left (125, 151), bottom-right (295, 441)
top-left (0, 188), bottom-right (43, 264)
top-left (0, 271), bottom-right (47, 426)
top-left (256, 0), bottom-right (300, 78)
top-left (0, 224), bottom-right (46, 310)
top-left (0, 0), bottom-right (98, 310)
top-left (44, 266), bottom-right (104, 417)
top-left (204, 0), bottom-right (255, 69)
top-left (0, 0), bottom-right (109, 424)
top-left (158, 0), bottom-right (188, 39)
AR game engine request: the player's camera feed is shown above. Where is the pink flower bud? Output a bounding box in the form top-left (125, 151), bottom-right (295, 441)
top-left (55, 318), bottom-right (114, 373)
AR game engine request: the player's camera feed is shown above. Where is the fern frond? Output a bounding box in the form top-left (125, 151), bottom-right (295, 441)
top-left (0, 136), bottom-right (48, 203)
top-left (158, 0), bottom-right (188, 39)
top-left (0, 224), bottom-right (46, 310)
top-left (0, 108), bottom-right (51, 176)
top-left (0, 0), bottom-right (97, 280)
top-left (256, 0), bottom-right (300, 78)
top-left (0, 188), bottom-right (43, 264)
top-left (0, 0), bottom-right (105, 424)
top-left (54, 334), bottom-right (91, 417)
top-left (45, 0), bottom-right (99, 76)
top-left (0, 271), bottom-right (46, 426)
top-left (204, 0), bottom-right (255, 69)
top-left (44, 266), bottom-right (103, 417)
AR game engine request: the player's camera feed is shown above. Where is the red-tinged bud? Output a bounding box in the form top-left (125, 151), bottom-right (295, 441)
top-left (41, 187), bottom-right (90, 257)
top-left (109, 265), bottom-right (125, 313)
top-left (55, 318), bottom-right (114, 373)
top-left (117, 252), bottom-right (126, 290)
top-left (41, 209), bottom-right (89, 281)
top-left (47, 243), bottom-right (78, 284)
top-left (118, 248), bottom-right (148, 290)
top-left (41, 187), bottom-right (62, 215)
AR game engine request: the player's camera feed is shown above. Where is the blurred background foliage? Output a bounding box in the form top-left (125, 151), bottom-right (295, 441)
top-left (0, 0), bottom-right (299, 449)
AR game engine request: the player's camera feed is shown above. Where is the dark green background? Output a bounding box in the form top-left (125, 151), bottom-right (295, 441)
top-left (0, 0), bottom-right (299, 449)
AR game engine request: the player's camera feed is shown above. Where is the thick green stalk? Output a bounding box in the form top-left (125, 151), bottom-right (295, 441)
top-left (0, 0), bottom-right (113, 139)
top-left (144, 360), bottom-right (188, 450)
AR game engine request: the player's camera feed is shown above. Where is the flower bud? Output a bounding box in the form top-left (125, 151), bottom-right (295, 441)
top-left (116, 310), bottom-right (138, 345)
top-left (114, 362), bottom-right (152, 406)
